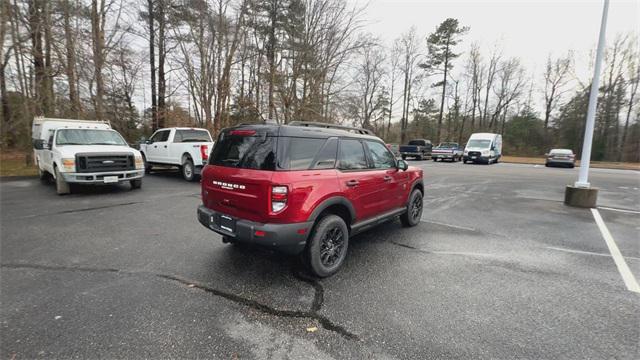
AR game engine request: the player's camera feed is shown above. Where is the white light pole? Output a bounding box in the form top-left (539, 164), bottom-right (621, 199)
top-left (575, 0), bottom-right (610, 188)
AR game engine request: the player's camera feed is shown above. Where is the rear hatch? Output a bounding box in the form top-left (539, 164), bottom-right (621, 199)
top-left (201, 127), bottom-right (278, 223)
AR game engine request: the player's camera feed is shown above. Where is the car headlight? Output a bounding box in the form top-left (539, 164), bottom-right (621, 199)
top-left (481, 150), bottom-right (489, 156)
top-left (61, 158), bottom-right (75, 172)
top-left (134, 155), bottom-right (144, 169)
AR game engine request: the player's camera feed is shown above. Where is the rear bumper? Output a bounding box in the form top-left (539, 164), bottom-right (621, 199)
top-left (61, 169), bottom-right (144, 183)
top-left (546, 159), bottom-right (575, 166)
top-left (463, 155), bottom-right (489, 163)
top-left (197, 205), bottom-right (312, 254)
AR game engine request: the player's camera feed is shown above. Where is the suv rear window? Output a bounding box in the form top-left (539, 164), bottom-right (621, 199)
top-left (209, 134), bottom-right (276, 170)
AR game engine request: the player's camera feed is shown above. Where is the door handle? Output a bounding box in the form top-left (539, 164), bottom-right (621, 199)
top-left (346, 180), bottom-right (359, 187)
top-left (383, 176), bottom-right (392, 182)
top-left (154, 145), bottom-right (157, 148)
top-left (164, 145), bottom-right (167, 148)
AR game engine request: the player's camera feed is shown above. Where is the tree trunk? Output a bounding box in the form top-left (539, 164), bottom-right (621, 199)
top-left (147, 0), bottom-right (157, 130)
top-left (436, 42), bottom-right (449, 144)
top-left (157, 0), bottom-right (166, 129)
top-left (91, 0), bottom-right (105, 120)
top-left (63, 0), bottom-right (80, 117)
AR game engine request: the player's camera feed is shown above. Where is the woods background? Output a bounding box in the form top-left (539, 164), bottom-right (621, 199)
top-left (1, 0), bottom-right (638, 161)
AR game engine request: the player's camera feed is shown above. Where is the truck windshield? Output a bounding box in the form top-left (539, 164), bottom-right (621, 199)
top-left (466, 139), bottom-right (491, 148)
top-left (437, 143), bottom-right (457, 148)
top-left (56, 129), bottom-right (128, 146)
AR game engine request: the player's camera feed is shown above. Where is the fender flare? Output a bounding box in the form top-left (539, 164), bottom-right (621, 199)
top-left (181, 152), bottom-right (193, 163)
top-left (410, 179), bottom-right (424, 197)
top-left (306, 196), bottom-right (356, 223)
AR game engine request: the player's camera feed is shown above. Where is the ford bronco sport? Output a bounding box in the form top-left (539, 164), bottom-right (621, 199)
top-left (197, 121), bottom-right (424, 277)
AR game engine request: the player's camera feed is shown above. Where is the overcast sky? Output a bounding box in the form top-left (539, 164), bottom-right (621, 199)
top-left (348, 0), bottom-right (639, 81)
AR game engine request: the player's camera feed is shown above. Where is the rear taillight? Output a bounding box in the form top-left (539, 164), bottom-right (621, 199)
top-left (200, 145), bottom-right (209, 161)
top-left (271, 185), bottom-right (288, 213)
top-left (230, 129), bottom-right (256, 136)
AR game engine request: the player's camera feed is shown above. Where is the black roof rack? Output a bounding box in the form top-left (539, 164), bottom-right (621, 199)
top-left (288, 121), bottom-right (374, 135)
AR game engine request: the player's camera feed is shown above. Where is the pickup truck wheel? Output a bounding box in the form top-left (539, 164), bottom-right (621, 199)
top-left (130, 179), bottom-right (142, 189)
top-left (54, 166), bottom-right (71, 195)
top-left (432, 157), bottom-right (437, 162)
top-left (305, 214), bottom-right (349, 278)
top-left (400, 189), bottom-right (423, 227)
top-left (182, 158), bottom-right (196, 181)
top-left (401, 155), bottom-right (407, 160)
top-left (142, 154), bottom-right (152, 173)
top-left (38, 166), bottom-right (49, 182)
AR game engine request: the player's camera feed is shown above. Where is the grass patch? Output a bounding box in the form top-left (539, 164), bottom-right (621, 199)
top-left (0, 158), bottom-right (38, 177)
top-left (502, 156), bottom-right (640, 171)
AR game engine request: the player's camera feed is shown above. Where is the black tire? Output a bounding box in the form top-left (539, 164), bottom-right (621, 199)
top-left (54, 166), bottom-right (71, 195)
top-left (305, 215), bottom-right (349, 278)
top-left (182, 158), bottom-right (196, 182)
top-left (38, 165), bottom-right (49, 182)
top-left (130, 179), bottom-right (142, 189)
top-left (545, 163), bottom-right (550, 167)
top-left (142, 154), bottom-right (152, 173)
top-left (400, 189), bottom-right (423, 227)
top-left (433, 157), bottom-right (437, 162)
top-left (401, 155), bottom-right (407, 160)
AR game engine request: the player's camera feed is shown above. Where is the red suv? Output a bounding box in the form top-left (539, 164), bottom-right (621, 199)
top-left (197, 122), bottom-right (424, 277)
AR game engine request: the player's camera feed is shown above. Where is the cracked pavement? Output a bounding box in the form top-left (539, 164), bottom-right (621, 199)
top-left (1, 163), bottom-right (639, 359)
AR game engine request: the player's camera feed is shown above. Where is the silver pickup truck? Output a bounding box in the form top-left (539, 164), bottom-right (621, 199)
top-left (432, 142), bottom-right (463, 162)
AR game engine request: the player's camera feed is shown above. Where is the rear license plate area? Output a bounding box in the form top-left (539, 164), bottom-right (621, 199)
top-left (218, 215), bottom-right (236, 233)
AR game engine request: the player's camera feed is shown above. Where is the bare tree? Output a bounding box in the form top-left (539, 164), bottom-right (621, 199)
top-left (480, 44), bottom-right (501, 129)
top-left (396, 27), bottom-right (421, 144)
top-left (542, 52), bottom-right (573, 141)
top-left (618, 41), bottom-right (639, 161)
top-left (351, 37), bottom-right (386, 130)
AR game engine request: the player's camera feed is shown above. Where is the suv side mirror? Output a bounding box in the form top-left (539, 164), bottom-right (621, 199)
top-left (145, 139), bottom-right (153, 144)
top-left (33, 139), bottom-right (49, 150)
top-left (397, 159), bottom-right (409, 171)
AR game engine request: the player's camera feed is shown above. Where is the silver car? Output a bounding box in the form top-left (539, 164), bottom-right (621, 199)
top-left (545, 149), bottom-right (576, 168)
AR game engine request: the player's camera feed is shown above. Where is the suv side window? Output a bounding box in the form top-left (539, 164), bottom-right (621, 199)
top-left (311, 138), bottom-right (338, 169)
top-left (366, 141), bottom-right (396, 169)
top-left (150, 130), bottom-right (169, 142)
top-left (338, 139), bottom-right (368, 170)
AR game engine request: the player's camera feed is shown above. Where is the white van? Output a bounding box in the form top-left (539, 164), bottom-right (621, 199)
top-left (32, 117), bottom-right (145, 194)
top-left (463, 133), bottom-right (502, 164)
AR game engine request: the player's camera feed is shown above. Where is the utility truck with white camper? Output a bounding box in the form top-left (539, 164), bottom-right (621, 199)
top-left (32, 117), bottom-right (145, 195)
top-left (463, 133), bottom-right (502, 164)
top-left (138, 127), bottom-right (214, 181)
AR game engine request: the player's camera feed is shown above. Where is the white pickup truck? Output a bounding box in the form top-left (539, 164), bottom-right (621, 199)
top-left (138, 127), bottom-right (214, 181)
top-left (32, 117), bottom-right (145, 195)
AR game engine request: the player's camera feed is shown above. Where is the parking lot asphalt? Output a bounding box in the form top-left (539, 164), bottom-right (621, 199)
top-left (1, 162), bottom-right (639, 359)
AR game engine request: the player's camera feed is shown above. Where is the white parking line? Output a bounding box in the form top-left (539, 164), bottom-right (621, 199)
top-left (598, 206), bottom-right (640, 215)
top-left (546, 246), bottom-right (640, 261)
top-left (591, 208), bottom-right (640, 293)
